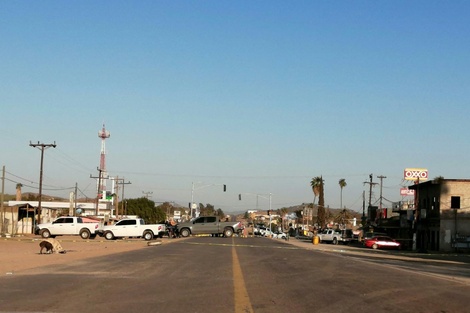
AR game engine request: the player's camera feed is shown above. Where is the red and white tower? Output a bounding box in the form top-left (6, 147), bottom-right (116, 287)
top-left (98, 124), bottom-right (110, 199)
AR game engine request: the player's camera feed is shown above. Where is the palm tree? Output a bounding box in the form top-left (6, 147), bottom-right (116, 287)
top-left (317, 176), bottom-right (326, 228)
top-left (310, 176), bottom-right (323, 206)
top-left (338, 178), bottom-right (347, 209)
top-left (16, 183), bottom-right (23, 201)
top-left (279, 207), bottom-right (289, 230)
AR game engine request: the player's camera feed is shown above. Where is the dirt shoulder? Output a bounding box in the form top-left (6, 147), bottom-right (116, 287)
top-left (1, 235), bottom-right (180, 275)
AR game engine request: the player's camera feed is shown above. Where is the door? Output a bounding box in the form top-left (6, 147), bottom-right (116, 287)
top-left (192, 216), bottom-right (218, 235)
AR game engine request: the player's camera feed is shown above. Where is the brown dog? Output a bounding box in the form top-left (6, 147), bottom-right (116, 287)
top-left (39, 241), bottom-right (54, 254)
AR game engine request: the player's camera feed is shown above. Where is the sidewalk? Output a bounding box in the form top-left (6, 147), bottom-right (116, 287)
top-left (280, 237), bottom-right (470, 265)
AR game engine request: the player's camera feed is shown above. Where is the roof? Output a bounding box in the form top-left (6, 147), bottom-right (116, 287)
top-left (8, 201), bottom-right (108, 210)
top-left (408, 178), bottom-right (470, 190)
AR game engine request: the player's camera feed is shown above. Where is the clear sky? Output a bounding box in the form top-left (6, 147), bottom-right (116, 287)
top-left (1, 1), bottom-right (469, 214)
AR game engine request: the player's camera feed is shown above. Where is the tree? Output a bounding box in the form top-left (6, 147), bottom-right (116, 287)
top-left (216, 208), bottom-right (225, 218)
top-left (317, 176), bottom-right (326, 228)
top-left (334, 208), bottom-right (354, 227)
top-left (338, 178), bottom-right (347, 209)
top-left (199, 203), bottom-right (223, 217)
top-left (310, 177), bottom-right (323, 206)
top-left (16, 183), bottom-right (23, 201)
top-left (126, 197), bottom-right (165, 223)
top-left (278, 207), bottom-right (289, 230)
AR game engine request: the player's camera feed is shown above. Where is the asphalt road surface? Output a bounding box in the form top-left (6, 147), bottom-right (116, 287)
top-left (1, 236), bottom-right (469, 313)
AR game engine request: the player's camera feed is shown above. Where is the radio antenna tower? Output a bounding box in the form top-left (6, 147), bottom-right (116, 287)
top-left (98, 124), bottom-right (110, 198)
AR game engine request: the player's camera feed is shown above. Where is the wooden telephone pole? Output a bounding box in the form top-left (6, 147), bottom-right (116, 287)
top-left (29, 141), bottom-right (56, 224)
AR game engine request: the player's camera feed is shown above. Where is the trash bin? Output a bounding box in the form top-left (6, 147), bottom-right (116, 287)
top-left (312, 235), bottom-right (319, 245)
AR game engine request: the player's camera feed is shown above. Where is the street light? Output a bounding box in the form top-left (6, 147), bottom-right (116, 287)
top-left (190, 182), bottom-right (226, 218)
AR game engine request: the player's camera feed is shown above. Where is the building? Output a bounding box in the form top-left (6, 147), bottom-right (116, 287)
top-left (1, 201), bottom-right (111, 235)
top-left (408, 179), bottom-right (470, 252)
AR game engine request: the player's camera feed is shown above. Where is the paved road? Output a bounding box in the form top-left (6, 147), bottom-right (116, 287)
top-left (1, 236), bottom-right (469, 313)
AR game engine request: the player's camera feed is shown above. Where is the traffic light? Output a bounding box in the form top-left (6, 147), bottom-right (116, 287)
top-left (223, 184), bottom-right (226, 192)
top-left (238, 194), bottom-right (241, 200)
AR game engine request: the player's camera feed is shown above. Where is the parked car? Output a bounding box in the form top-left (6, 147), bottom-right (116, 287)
top-left (255, 226), bottom-right (271, 237)
top-left (363, 232), bottom-right (387, 242)
top-left (364, 236), bottom-right (401, 250)
top-left (272, 231), bottom-right (287, 240)
top-left (317, 228), bottom-right (353, 245)
top-left (99, 218), bottom-right (165, 240)
top-left (35, 216), bottom-right (102, 239)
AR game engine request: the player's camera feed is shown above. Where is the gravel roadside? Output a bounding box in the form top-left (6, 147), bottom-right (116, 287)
top-left (1, 235), bottom-right (182, 275)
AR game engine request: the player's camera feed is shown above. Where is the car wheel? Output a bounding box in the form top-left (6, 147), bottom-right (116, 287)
top-left (372, 243), bottom-right (378, 249)
top-left (180, 228), bottom-right (190, 238)
top-left (143, 231), bottom-right (154, 241)
top-left (40, 229), bottom-right (51, 239)
top-left (104, 231), bottom-right (115, 240)
top-left (223, 227), bottom-right (234, 238)
top-left (332, 238), bottom-right (338, 245)
top-left (80, 229), bottom-right (91, 239)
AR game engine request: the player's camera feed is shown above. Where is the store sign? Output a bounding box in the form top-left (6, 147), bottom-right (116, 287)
top-left (400, 188), bottom-right (415, 196)
top-left (404, 168), bottom-right (428, 181)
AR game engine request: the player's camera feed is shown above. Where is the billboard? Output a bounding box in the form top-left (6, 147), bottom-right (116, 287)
top-left (404, 168), bottom-right (428, 181)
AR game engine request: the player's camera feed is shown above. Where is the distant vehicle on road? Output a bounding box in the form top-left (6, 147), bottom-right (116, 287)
top-left (364, 236), bottom-right (401, 250)
top-left (177, 216), bottom-right (242, 237)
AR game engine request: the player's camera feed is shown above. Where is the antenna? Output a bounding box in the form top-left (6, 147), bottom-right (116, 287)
top-left (98, 124), bottom-right (110, 199)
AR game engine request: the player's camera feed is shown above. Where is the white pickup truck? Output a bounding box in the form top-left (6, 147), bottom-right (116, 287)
top-left (317, 228), bottom-right (353, 245)
top-left (100, 218), bottom-right (166, 241)
top-left (35, 216), bottom-right (102, 240)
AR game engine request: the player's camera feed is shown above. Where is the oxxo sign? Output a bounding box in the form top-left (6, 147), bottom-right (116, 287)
top-left (404, 168), bottom-right (428, 181)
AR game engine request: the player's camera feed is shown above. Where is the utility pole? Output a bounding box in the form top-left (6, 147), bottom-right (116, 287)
top-left (377, 175), bottom-right (387, 214)
top-left (142, 191), bottom-right (153, 199)
top-left (1, 166), bottom-right (5, 234)
top-left (30, 141), bottom-right (56, 224)
top-left (90, 167), bottom-right (104, 216)
top-left (362, 190), bottom-right (366, 225)
top-left (114, 178), bottom-right (131, 219)
top-left (363, 174), bottom-right (378, 224)
top-left (74, 182), bottom-right (78, 216)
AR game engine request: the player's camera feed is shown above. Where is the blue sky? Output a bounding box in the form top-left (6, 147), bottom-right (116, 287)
top-left (1, 1), bottom-right (469, 214)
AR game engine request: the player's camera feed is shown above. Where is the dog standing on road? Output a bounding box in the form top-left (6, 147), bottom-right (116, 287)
top-left (39, 241), bottom-right (54, 254)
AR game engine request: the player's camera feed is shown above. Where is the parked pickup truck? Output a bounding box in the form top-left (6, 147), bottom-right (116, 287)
top-left (177, 216), bottom-right (242, 238)
top-left (317, 228), bottom-right (353, 245)
top-left (35, 216), bottom-right (101, 240)
top-left (100, 218), bottom-right (166, 241)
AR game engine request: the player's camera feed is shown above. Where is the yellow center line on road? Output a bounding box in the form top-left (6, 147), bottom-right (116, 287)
top-left (232, 238), bottom-right (254, 313)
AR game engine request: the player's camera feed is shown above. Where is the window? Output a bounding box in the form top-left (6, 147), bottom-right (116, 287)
top-left (451, 196), bottom-right (460, 209)
top-left (117, 219), bottom-right (137, 226)
top-left (206, 217), bottom-right (216, 223)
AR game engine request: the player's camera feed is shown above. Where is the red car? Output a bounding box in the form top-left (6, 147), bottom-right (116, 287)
top-left (364, 236), bottom-right (401, 250)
